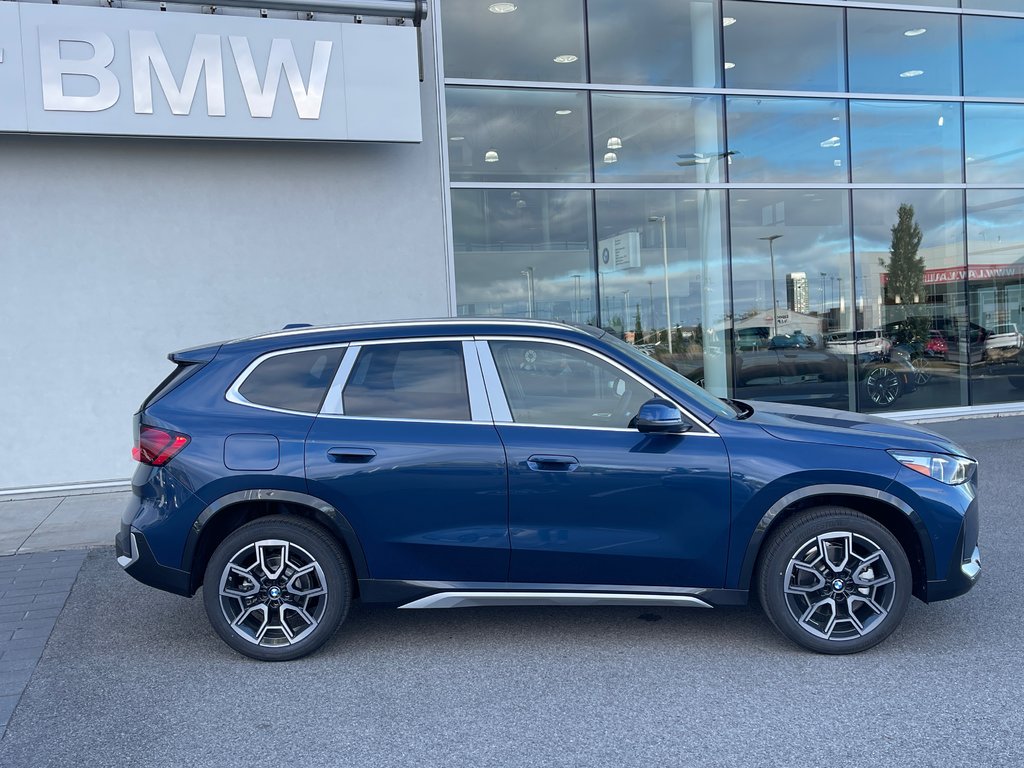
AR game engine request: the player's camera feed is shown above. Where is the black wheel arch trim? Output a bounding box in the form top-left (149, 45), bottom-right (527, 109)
top-left (182, 489), bottom-right (369, 588)
top-left (737, 483), bottom-right (934, 591)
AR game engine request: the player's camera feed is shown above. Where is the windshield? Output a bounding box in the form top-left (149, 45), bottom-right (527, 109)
top-left (589, 329), bottom-right (735, 420)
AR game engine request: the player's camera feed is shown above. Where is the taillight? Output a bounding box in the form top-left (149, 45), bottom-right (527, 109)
top-left (132, 426), bottom-right (190, 466)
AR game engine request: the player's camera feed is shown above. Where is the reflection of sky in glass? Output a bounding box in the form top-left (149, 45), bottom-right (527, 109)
top-left (856, 0), bottom-right (956, 7)
top-left (446, 88), bottom-right (591, 183)
top-left (965, 105), bottom-right (1024, 184)
top-left (729, 190), bottom-right (852, 324)
top-left (964, 17), bottom-right (1024, 98)
top-left (723, 2), bottom-right (844, 92)
top-left (588, 0), bottom-right (719, 87)
top-left (453, 190), bottom-right (595, 320)
top-left (963, 0), bottom-right (1024, 10)
top-left (850, 101), bottom-right (962, 183)
top-left (727, 97), bottom-right (847, 182)
top-left (592, 93), bottom-right (722, 182)
top-left (594, 191), bottom-right (729, 330)
top-left (967, 191), bottom-right (1024, 268)
top-left (441, 0), bottom-right (586, 83)
top-left (847, 10), bottom-right (960, 96)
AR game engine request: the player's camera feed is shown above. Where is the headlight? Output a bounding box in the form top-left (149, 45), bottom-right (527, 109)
top-left (888, 450), bottom-right (976, 485)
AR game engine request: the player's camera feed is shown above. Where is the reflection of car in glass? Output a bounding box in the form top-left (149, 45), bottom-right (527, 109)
top-left (926, 331), bottom-right (948, 359)
top-left (931, 319), bottom-right (989, 365)
top-left (825, 330), bottom-right (892, 358)
top-left (688, 336), bottom-right (918, 409)
top-left (736, 326), bottom-right (771, 351)
top-left (984, 323), bottom-right (1023, 359)
top-left (118, 319), bottom-right (980, 659)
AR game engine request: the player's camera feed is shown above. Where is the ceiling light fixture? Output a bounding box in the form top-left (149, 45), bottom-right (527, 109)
top-left (820, 136), bottom-right (841, 148)
top-left (553, 54), bottom-right (579, 64)
top-left (723, 16), bottom-right (737, 26)
top-left (724, 62), bottom-right (736, 70)
top-left (484, 149), bottom-right (500, 162)
top-left (488, 2), bottom-right (517, 13)
top-left (904, 28), bottom-right (927, 36)
top-left (449, 135), bottom-right (465, 141)
top-left (607, 137), bottom-right (622, 149)
top-left (555, 109), bottom-right (573, 115)
top-left (603, 152), bottom-right (618, 164)
top-left (900, 69), bottom-right (924, 78)
top-left (938, 116), bottom-right (944, 126)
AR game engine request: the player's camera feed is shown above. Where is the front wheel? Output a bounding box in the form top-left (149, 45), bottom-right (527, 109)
top-left (202, 515), bottom-right (352, 661)
top-left (757, 508), bottom-right (911, 654)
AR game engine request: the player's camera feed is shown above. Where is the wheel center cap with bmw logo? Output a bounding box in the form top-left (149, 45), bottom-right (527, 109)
top-left (268, 586), bottom-right (282, 599)
top-left (832, 578), bottom-right (845, 591)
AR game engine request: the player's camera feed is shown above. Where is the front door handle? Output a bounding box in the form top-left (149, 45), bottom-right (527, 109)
top-left (327, 447), bottom-right (377, 463)
top-left (527, 454), bottom-right (579, 472)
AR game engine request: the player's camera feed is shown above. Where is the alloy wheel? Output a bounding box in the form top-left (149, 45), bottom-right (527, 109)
top-left (782, 531), bottom-right (898, 642)
top-left (865, 366), bottom-right (901, 407)
top-left (218, 539), bottom-right (329, 647)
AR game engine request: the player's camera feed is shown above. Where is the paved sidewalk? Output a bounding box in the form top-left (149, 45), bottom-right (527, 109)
top-left (0, 491), bottom-right (127, 555)
top-left (0, 550), bottom-right (86, 733)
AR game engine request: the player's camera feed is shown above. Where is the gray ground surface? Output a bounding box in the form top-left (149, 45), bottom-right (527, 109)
top-left (0, 418), bottom-right (1020, 767)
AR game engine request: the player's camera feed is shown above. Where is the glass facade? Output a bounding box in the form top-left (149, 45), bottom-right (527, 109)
top-left (440, 0), bottom-right (1024, 413)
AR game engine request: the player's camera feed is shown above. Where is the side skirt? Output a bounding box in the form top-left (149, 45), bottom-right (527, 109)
top-left (358, 579), bottom-right (749, 608)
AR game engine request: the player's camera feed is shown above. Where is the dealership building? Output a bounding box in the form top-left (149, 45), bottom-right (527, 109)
top-left (1, 0), bottom-right (1023, 494)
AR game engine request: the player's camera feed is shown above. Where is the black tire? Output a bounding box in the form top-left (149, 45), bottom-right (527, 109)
top-left (757, 507), bottom-right (911, 654)
top-left (202, 515), bottom-right (352, 661)
top-left (863, 365), bottom-right (902, 408)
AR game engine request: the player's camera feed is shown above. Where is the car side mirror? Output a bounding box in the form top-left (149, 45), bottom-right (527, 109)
top-left (634, 398), bottom-right (691, 434)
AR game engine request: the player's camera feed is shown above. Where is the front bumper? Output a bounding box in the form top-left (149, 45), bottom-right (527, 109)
top-left (115, 524), bottom-right (192, 597)
top-left (924, 495), bottom-right (981, 602)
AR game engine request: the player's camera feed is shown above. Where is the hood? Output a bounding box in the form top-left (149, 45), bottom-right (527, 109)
top-left (740, 400), bottom-right (972, 457)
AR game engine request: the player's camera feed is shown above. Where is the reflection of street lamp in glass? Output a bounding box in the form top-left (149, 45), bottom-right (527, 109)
top-left (521, 266), bottom-right (535, 318)
top-left (759, 234), bottom-right (783, 337)
top-left (622, 290), bottom-right (631, 331)
top-left (571, 273), bottom-right (581, 323)
top-left (648, 215), bottom-right (672, 353)
top-left (647, 280), bottom-right (655, 336)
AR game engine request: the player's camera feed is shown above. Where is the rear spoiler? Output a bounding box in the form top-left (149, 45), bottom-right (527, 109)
top-left (168, 343), bottom-right (222, 364)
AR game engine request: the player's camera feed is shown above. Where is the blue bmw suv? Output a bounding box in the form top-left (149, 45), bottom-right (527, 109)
top-left (117, 319), bottom-right (981, 660)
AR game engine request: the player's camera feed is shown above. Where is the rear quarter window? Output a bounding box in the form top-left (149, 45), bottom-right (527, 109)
top-left (236, 347), bottom-right (345, 413)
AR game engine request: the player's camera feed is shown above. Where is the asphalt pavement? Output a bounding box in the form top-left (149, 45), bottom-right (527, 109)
top-left (0, 416), bottom-right (1021, 767)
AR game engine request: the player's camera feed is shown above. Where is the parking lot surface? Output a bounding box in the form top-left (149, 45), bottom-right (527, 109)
top-left (0, 417), bottom-right (1020, 767)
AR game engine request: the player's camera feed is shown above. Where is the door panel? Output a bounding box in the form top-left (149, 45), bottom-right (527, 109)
top-left (305, 340), bottom-right (509, 582)
top-left (499, 425), bottom-right (731, 587)
top-left (482, 338), bottom-right (731, 588)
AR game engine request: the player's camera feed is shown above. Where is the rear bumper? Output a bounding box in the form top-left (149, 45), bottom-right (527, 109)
top-left (115, 524), bottom-right (192, 597)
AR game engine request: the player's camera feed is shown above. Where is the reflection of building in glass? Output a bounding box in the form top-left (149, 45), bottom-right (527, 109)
top-left (440, 0), bottom-right (1024, 417)
top-left (786, 272), bottom-right (809, 313)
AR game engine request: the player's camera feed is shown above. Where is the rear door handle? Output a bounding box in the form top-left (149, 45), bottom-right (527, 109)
top-left (327, 447), bottom-right (377, 463)
top-left (527, 454), bottom-right (579, 472)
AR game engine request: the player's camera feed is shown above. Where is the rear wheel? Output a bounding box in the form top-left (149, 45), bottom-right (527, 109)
top-left (758, 508), bottom-right (911, 654)
top-left (202, 515), bottom-right (351, 661)
top-left (913, 355), bottom-right (932, 386)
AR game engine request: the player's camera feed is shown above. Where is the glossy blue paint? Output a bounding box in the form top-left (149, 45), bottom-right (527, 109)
top-left (118, 318), bottom-right (980, 615)
top-left (305, 418), bottom-right (509, 582)
top-left (500, 425), bottom-right (731, 587)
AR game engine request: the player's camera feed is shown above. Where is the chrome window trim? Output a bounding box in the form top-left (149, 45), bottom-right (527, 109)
top-left (324, 336), bottom-right (482, 424)
top-left (475, 335), bottom-right (719, 437)
top-left (320, 345), bottom-right (362, 416)
top-left (462, 340), bottom-right (494, 422)
top-left (225, 343), bottom-right (349, 416)
top-left (472, 340), bottom-right (513, 423)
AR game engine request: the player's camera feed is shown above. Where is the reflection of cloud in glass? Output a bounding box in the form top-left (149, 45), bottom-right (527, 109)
top-left (723, 1), bottom-right (843, 91)
top-left (964, 104), bottom-right (1024, 184)
top-left (847, 9), bottom-right (960, 96)
top-left (963, 16), bottom-right (1024, 98)
top-left (850, 101), bottom-right (962, 183)
top-left (440, 0), bottom-right (586, 83)
top-left (726, 97), bottom-right (846, 182)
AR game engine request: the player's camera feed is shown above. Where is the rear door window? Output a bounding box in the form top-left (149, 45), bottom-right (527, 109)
top-left (236, 347), bottom-right (345, 413)
top-left (342, 341), bottom-right (471, 421)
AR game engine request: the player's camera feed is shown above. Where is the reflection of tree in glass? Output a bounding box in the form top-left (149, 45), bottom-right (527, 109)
top-left (882, 204), bottom-right (926, 331)
top-left (634, 307), bottom-right (644, 343)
